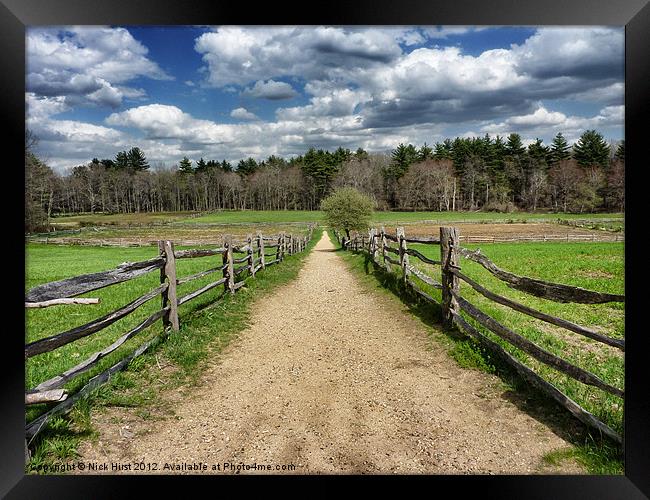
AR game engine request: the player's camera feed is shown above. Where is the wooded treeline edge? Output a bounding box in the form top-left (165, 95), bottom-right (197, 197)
top-left (26, 129), bottom-right (624, 232)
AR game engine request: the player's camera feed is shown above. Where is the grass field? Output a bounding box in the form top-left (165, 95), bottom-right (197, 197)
top-left (25, 226), bottom-right (310, 421)
top-left (407, 241), bottom-right (624, 433)
top-left (346, 238), bottom-right (625, 474)
top-left (185, 210), bottom-right (623, 225)
top-left (46, 210), bottom-right (623, 229)
top-left (25, 228), bottom-right (323, 472)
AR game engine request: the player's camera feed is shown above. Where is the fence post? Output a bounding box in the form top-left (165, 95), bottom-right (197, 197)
top-left (223, 235), bottom-right (235, 294)
top-left (380, 226), bottom-right (388, 270)
top-left (440, 227), bottom-right (460, 329)
top-left (158, 240), bottom-right (179, 331)
top-left (397, 227), bottom-right (409, 284)
top-left (257, 232), bottom-right (265, 269)
top-left (276, 233), bottom-right (283, 262)
top-left (369, 228), bottom-right (377, 262)
top-left (247, 234), bottom-right (255, 277)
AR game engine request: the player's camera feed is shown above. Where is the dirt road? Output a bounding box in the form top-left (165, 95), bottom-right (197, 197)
top-left (78, 231), bottom-right (581, 474)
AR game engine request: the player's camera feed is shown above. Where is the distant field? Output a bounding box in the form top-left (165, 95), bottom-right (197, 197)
top-left (49, 211), bottom-right (200, 228)
top-left (32, 223), bottom-right (312, 246)
top-left (46, 210), bottom-right (624, 229)
top-left (399, 241), bottom-right (624, 435)
top-left (187, 210), bottom-right (623, 225)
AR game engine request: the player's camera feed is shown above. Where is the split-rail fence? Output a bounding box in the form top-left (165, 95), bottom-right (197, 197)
top-left (24, 224), bottom-right (316, 458)
top-left (335, 226), bottom-right (624, 445)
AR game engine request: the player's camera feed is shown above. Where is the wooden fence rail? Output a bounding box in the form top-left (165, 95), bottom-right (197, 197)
top-left (24, 223), bottom-right (317, 454)
top-left (335, 224), bottom-right (624, 445)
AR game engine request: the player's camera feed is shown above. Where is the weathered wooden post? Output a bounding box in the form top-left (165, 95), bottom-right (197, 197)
top-left (380, 226), bottom-right (387, 269)
top-left (369, 228), bottom-right (377, 262)
top-left (223, 235), bottom-right (235, 294)
top-left (397, 227), bottom-right (409, 284)
top-left (158, 240), bottom-right (179, 331)
top-left (276, 233), bottom-right (283, 262)
top-left (247, 234), bottom-right (255, 277)
top-left (440, 226), bottom-right (460, 329)
top-left (257, 232), bottom-right (265, 270)
top-left (287, 234), bottom-right (293, 255)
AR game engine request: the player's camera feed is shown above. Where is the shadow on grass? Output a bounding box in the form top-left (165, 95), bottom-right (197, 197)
top-left (343, 246), bottom-right (622, 470)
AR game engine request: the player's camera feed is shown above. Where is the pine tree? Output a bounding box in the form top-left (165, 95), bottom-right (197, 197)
top-left (127, 147), bottom-right (149, 172)
top-left (418, 143), bottom-right (434, 161)
top-left (434, 139), bottom-right (453, 160)
top-left (506, 133), bottom-right (526, 158)
top-left (333, 147), bottom-right (352, 165)
top-left (355, 148), bottom-right (369, 161)
top-left (114, 151), bottom-right (129, 170)
top-left (615, 140), bottom-right (625, 162)
top-left (237, 157), bottom-right (258, 176)
top-left (549, 133), bottom-right (571, 164)
top-left (220, 159), bottom-right (233, 172)
top-left (195, 157), bottom-right (208, 172)
top-left (389, 143), bottom-right (419, 179)
top-left (572, 130), bottom-right (611, 168)
top-left (527, 139), bottom-right (550, 166)
top-left (178, 156), bottom-right (194, 174)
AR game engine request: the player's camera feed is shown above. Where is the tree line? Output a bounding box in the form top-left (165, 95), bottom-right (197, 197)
top-left (25, 129), bottom-right (624, 232)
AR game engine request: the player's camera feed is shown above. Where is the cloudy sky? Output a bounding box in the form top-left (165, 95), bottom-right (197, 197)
top-left (26, 25), bottom-right (624, 173)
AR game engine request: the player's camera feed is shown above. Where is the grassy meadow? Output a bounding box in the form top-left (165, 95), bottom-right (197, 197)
top-left (25, 227), bottom-right (323, 472)
top-left (344, 238), bottom-right (624, 434)
top-left (45, 209), bottom-right (623, 229)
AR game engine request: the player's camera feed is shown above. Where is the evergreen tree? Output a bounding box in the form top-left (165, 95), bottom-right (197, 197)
top-left (114, 151), bottom-right (129, 170)
top-left (100, 158), bottom-right (115, 169)
top-left (572, 130), bottom-right (611, 168)
top-left (418, 143), bottom-right (434, 161)
top-left (178, 156), bottom-right (194, 174)
top-left (388, 143), bottom-right (419, 179)
top-left (615, 140), bottom-right (625, 162)
top-left (195, 157), bottom-right (208, 172)
top-left (506, 133), bottom-right (526, 158)
top-left (527, 139), bottom-right (550, 166)
top-left (355, 148), bottom-right (369, 161)
top-left (127, 147), bottom-right (149, 172)
top-left (237, 157), bottom-right (258, 176)
top-left (549, 133), bottom-right (571, 164)
top-left (220, 159), bottom-right (233, 172)
top-left (333, 147), bottom-right (352, 166)
top-left (266, 155), bottom-right (287, 168)
top-left (434, 139), bottom-right (453, 160)
top-left (302, 147), bottom-right (340, 199)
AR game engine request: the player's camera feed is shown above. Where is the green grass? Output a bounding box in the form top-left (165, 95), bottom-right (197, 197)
top-left (369, 211), bottom-right (623, 224)
top-left (182, 210), bottom-right (323, 224)
top-left (336, 232), bottom-right (624, 474)
top-left (25, 227), bottom-right (322, 473)
top-left (187, 210), bottom-right (623, 226)
top-left (411, 241), bottom-right (624, 433)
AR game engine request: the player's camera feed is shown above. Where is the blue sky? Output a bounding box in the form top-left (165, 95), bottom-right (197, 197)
top-left (25, 26), bottom-right (624, 172)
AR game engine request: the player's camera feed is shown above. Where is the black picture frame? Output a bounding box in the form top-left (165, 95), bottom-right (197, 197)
top-left (2, 1), bottom-right (648, 497)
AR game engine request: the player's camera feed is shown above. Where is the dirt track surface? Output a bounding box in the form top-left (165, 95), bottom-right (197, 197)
top-left (78, 231), bottom-right (581, 475)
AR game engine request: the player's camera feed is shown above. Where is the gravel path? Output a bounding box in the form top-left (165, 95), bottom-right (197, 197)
top-left (78, 231), bottom-right (581, 474)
